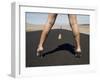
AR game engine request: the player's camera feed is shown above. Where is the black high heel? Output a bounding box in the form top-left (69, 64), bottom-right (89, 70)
top-left (75, 51), bottom-right (82, 58)
top-left (36, 51), bottom-right (43, 57)
top-left (36, 48), bottom-right (44, 58)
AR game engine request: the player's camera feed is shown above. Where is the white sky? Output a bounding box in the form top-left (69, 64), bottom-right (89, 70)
top-left (26, 12), bottom-right (90, 25)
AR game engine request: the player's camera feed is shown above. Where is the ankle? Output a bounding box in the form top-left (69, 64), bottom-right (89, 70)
top-left (38, 44), bottom-right (42, 48)
top-left (37, 46), bottom-right (43, 51)
top-left (75, 48), bottom-right (81, 52)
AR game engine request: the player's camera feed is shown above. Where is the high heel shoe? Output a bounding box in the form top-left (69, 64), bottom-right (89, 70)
top-left (75, 51), bottom-right (82, 58)
top-left (36, 47), bottom-right (44, 57)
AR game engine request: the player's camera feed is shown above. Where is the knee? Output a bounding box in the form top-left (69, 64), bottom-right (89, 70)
top-left (45, 21), bottom-right (54, 29)
top-left (69, 18), bottom-right (77, 26)
top-left (48, 20), bottom-right (54, 26)
top-left (73, 32), bottom-right (80, 38)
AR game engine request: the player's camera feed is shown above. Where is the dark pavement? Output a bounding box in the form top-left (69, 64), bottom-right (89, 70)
top-left (26, 29), bottom-right (89, 67)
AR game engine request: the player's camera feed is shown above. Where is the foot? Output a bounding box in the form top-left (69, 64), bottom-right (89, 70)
top-left (74, 49), bottom-right (82, 58)
top-left (36, 47), bottom-right (44, 57)
top-left (75, 51), bottom-right (82, 58)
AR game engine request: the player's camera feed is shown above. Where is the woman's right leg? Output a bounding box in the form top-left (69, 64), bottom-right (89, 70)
top-left (37, 13), bottom-right (57, 56)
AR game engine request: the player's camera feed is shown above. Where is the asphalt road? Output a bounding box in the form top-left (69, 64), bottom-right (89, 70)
top-left (26, 29), bottom-right (89, 67)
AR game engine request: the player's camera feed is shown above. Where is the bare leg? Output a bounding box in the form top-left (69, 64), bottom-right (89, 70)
top-left (68, 14), bottom-right (81, 56)
top-left (37, 13), bottom-right (57, 56)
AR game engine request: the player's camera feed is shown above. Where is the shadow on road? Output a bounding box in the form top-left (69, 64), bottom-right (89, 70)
top-left (43, 43), bottom-right (75, 57)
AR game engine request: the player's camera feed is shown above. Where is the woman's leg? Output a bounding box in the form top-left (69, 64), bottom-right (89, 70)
top-left (37, 13), bottom-right (57, 56)
top-left (68, 14), bottom-right (81, 56)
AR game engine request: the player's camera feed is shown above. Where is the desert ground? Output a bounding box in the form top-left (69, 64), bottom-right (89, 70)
top-left (26, 24), bottom-right (89, 34)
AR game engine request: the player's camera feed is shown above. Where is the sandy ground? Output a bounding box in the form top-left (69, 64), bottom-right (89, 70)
top-left (26, 24), bottom-right (89, 34)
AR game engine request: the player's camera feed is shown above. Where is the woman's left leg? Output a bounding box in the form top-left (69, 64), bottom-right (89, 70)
top-left (68, 14), bottom-right (81, 57)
